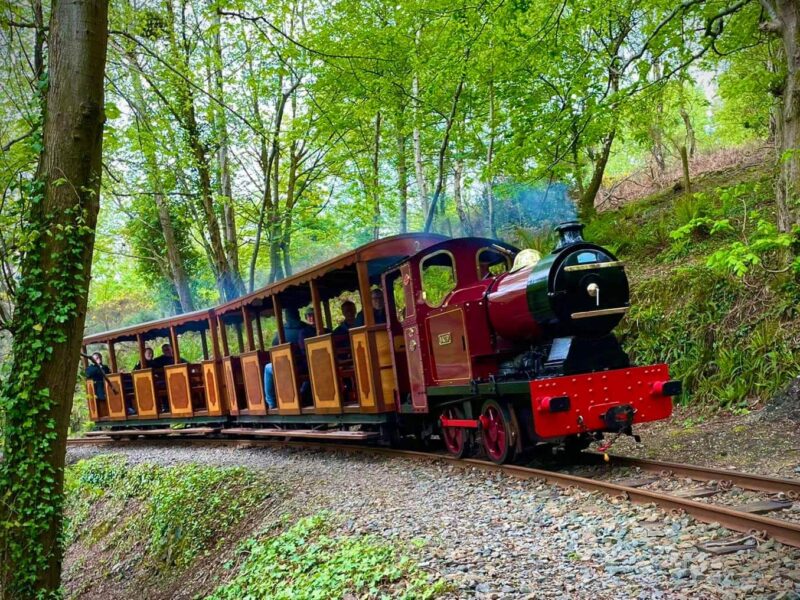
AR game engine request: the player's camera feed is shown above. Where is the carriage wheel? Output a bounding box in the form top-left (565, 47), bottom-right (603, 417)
top-left (441, 406), bottom-right (471, 458)
top-left (480, 399), bottom-right (518, 464)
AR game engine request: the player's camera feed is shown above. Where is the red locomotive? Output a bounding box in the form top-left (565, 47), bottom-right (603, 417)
top-left (83, 222), bottom-right (679, 463)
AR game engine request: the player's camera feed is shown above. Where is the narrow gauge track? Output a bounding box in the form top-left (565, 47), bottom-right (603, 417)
top-left (66, 435), bottom-right (800, 549)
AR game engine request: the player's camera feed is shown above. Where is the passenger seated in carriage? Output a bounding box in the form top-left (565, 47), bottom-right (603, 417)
top-left (304, 306), bottom-right (329, 333)
top-left (355, 288), bottom-right (386, 326)
top-left (86, 352), bottom-right (110, 401)
top-left (133, 347), bottom-right (154, 370)
top-left (263, 307), bottom-right (315, 409)
top-left (332, 300), bottom-right (358, 341)
top-left (149, 343), bottom-right (183, 369)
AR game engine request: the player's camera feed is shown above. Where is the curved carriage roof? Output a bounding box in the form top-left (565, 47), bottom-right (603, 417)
top-left (83, 233), bottom-right (447, 343)
top-left (214, 232), bottom-right (447, 317)
top-left (83, 308), bottom-right (215, 346)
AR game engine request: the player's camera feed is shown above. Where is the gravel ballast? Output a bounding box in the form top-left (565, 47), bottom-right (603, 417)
top-left (67, 444), bottom-right (800, 599)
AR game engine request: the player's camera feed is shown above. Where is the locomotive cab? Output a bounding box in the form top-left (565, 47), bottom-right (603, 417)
top-left (396, 223), bottom-right (681, 463)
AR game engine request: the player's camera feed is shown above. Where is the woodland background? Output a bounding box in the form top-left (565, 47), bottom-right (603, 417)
top-left (1, 0), bottom-right (783, 337)
top-left (3, 1), bottom-right (800, 596)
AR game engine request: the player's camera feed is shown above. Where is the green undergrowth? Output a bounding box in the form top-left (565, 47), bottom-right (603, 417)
top-left (64, 456), bottom-right (444, 599)
top-left (65, 454), bottom-right (274, 569)
top-left (585, 167), bottom-right (800, 410)
top-left (208, 513), bottom-right (447, 600)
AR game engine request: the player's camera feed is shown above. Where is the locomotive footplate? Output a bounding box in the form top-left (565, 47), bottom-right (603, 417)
top-left (529, 364), bottom-right (679, 440)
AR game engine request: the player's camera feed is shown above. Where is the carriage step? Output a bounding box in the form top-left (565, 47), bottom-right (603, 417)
top-left (224, 427), bottom-right (379, 441)
top-left (104, 427), bottom-right (220, 438)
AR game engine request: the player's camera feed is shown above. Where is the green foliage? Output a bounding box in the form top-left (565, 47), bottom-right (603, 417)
top-left (209, 513), bottom-right (446, 600)
top-left (593, 173), bottom-right (800, 408)
top-left (64, 455), bottom-right (274, 568)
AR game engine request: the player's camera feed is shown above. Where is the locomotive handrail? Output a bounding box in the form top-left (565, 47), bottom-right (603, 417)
top-left (570, 306), bottom-right (629, 319)
top-left (563, 260), bottom-right (624, 272)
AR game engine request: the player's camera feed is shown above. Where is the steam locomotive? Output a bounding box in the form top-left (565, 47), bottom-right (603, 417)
top-left (84, 221), bottom-right (679, 464)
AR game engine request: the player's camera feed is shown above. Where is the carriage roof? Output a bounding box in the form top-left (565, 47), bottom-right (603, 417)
top-left (83, 233), bottom-right (447, 344)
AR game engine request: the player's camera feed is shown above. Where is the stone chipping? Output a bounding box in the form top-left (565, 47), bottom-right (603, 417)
top-left (67, 444), bottom-right (800, 599)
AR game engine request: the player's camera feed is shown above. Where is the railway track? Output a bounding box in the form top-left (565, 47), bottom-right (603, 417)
top-left (66, 434), bottom-right (800, 550)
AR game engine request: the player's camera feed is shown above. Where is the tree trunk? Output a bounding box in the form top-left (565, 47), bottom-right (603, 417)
top-left (680, 145), bottom-right (692, 194)
top-left (211, 7), bottom-right (244, 296)
top-left (570, 122), bottom-right (586, 202)
top-left (154, 193), bottom-right (195, 312)
top-left (281, 144), bottom-right (300, 278)
top-left (412, 51), bottom-right (429, 217)
top-left (423, 74), bottom-right (466, 232)
top-left (397, 129), bottom-right (408, 233)
top-left (128, 63), bottom-right (194, 313)
top-left (771, 0), bottom-right (800, 232)
top-left (680, 107), bottom-right (697, 158)
top-left (372, 111), bottom-right (382, 240)
top-left (650, 124), bottom-right (667, 175)
top-left (453, 158), bottom-right (472, 235)
top-left (0, 1), bottom-right (108, 597)
top-left (580, 129), bottom-right (616, 220)
top-left (486, 77), bottom-right (497, 238)
top-left (168, 4), bottom-right (239, 302)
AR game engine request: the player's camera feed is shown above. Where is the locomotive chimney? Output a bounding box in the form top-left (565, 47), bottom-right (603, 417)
top-left (554, 221), bottom-right (585, 250)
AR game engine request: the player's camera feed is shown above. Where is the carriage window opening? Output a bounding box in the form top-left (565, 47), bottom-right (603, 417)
top-left (391, 272), bottom-right (406, 322)
top-left (477, 248), bottom-right (511, 279)
top-left (420, 251), bottom-right (456, 308)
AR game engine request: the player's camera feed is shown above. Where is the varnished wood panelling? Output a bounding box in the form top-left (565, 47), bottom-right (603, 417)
top-left (306, 335), bottom-right (340, 414)
top-left (133, 370), bottom-right (158, 418)
top-left (374, 330), bottom-right (398, 412)
top-left (202, 361), bottom-right (224, 416)
top-left (241, 351), bottom-right (267, 415)
top-left (272, 344), bottom-right (300, 415)
top-left (86, 381), bottom-right (98, 420)
top-left (166, 365), bottom-right (193, 417)
top-left (106, 374), bottom-right (126, 420)
top-left (351, 330), bottom-right (375, 410)
top-left (223, 358), bottom-right (240, 415)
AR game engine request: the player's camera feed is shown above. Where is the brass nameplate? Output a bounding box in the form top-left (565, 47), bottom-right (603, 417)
top-left (438, 332), bottom-right (452, 346)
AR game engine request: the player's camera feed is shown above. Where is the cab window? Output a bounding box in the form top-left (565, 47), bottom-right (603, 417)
top-left (477, 247), bottom-right (511, 279)
top-left (420, 251), bottom-right (456, 307)
top-left (392, 273), bottom-right (407, 322)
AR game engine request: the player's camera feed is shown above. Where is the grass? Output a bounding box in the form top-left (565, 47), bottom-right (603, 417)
top-left (584, 167), bottom-right (800, 409)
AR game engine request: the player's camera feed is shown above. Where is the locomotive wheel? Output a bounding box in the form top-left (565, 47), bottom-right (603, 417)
top-left (480, 399), bottom-right (518, 464)
top-left (441, 406), bottom-right (471, 458)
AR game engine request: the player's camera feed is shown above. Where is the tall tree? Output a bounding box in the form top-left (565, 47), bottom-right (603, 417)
top-left (760, 0), bottom-right (800, 232)
top-left (0, 0), bottom-right (109, 596)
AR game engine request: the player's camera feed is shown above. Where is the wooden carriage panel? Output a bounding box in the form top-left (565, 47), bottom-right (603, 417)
top-left (374, 329), bottom-right (398, 412)
top-left (86, 380), bottom-right (99, 421)
top-left (351, 329), bottom-right (376, 411)
top-left (105, 374), bottom-right (127, 420)
top-left (271, 344), bottom-right (301, 415)
top-left (202, 360), bottom-right (225, 416)
top-left (165, 364), bottom-right (193, 417)
top-left (241, 351), bottom-right (268, 415)
top-left (132, 370), bottom-right (158, 419)
top-left (306, 335), bottom-right (341, 414)
top-left (223, 357), bottom-right (241, 415)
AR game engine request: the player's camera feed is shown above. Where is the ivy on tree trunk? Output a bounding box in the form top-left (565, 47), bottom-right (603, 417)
top-left (0, 0), bottom-right (109, 596)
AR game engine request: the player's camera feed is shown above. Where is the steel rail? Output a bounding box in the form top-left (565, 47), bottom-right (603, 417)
top-left (595, 453), bottom-right (800, 496)
top-left (66, 436), bottom-right (800, 548)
